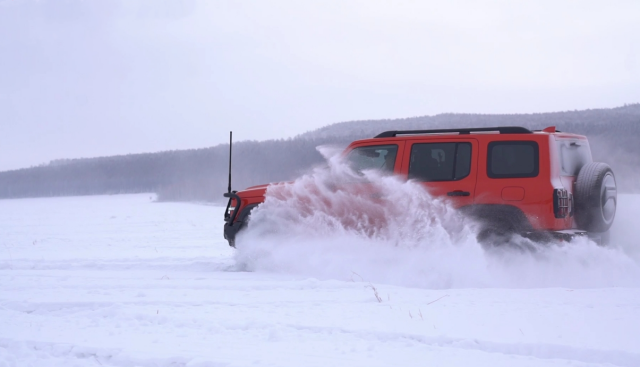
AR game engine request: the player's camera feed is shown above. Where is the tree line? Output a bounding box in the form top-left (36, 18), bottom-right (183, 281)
top-left (0, 104), bottom-right (638, 202)
top-left (0, 136), bottom-right (352, 202)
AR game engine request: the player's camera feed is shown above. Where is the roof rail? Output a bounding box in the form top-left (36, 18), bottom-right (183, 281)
top-left (374, 126), bottom-right (533, 138)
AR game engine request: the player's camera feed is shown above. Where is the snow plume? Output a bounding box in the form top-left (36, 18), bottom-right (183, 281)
top-left (235, 147), bottom-right (640, 289)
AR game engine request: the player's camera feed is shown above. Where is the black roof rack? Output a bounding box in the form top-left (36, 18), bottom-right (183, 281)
top-left (374, 126), bottom-right (533, 138)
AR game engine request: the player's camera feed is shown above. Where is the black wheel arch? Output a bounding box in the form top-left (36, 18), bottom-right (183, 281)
top-left (459, 204), bottom-right (534, 234)
top-left (223, 203), bottom-right (260, 247)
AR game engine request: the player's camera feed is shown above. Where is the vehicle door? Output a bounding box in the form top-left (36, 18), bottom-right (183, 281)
top-left (399, 138), bottom-right (478, 207)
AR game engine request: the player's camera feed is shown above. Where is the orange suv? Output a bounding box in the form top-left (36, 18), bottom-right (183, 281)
top-left (223, 126), bottom-right (617, 246)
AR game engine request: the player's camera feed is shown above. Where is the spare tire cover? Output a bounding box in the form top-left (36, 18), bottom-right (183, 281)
top-left (574, 162), bottom-right (617, 232)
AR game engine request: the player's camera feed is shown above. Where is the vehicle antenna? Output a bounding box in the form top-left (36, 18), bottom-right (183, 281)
top-left (227, 131), bottom-right (232, 194)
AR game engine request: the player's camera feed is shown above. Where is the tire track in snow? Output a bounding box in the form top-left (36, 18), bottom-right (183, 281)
top-left (0, 338), bottom-right (227, 367)
top-left (2, 328), bottom-right (639, 367)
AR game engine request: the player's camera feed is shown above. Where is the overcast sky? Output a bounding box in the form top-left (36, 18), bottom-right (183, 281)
top-left (1, 0), bottom-right (639, 171)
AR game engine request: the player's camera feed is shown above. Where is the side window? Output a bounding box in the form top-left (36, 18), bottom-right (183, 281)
top-left (557, 140), bottom-right (592, 176)
top-left (346, 145), bottom-right (398, 174)
top-left (409, 142), bottom-right (472, 181)
top-left (488, 141), bottom-right (539, 178)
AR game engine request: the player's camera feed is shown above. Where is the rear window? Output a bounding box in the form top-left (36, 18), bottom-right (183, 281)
top-left (557, 140), bottom-right (592, 176)
top-left (408, 142), bottom-right (472, 181)
top-left (346, 145), bottom-right (398, 174)
top-left (488, 141), bottom-right (539, 178)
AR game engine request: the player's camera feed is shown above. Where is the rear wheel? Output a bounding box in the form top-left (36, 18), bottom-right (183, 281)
top-left (574, 162), bottom-right (617, 233)
top-left (462, 204), bottom-right (534, 246)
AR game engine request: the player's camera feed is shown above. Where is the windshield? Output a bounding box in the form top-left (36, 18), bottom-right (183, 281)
top-left (346, 145), bottom-right (398, 174)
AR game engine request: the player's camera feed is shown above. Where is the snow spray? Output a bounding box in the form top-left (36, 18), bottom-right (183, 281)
top-left (235, 147), bottom-right (640, 289)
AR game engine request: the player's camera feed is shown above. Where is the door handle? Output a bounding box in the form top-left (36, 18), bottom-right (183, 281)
top-left (447, 191), bottom-right (470, 197)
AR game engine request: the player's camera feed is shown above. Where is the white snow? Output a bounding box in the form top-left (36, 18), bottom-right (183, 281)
top-left (1, 193), bottom-right (640, 367)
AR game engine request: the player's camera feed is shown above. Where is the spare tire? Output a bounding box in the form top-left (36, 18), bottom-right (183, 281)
top-left (574, 162), bottom-right (617, 232)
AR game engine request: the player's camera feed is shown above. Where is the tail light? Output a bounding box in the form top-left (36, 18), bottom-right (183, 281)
top-left (553, 188), bottom-right (569, 218)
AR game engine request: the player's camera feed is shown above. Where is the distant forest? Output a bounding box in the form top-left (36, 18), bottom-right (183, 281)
top-left (1, 104), bottom-right (639, 202)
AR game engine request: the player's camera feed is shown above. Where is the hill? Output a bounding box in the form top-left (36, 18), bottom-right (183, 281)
top-left (0, 104), bottom-right (638, 201)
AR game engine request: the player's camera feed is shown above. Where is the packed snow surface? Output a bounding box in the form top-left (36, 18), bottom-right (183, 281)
top-left (1, 192), bottom-right (640, 367)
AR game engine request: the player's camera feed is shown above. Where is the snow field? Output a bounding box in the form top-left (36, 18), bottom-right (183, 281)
top-left (0, 194), bottom-right (639, 366)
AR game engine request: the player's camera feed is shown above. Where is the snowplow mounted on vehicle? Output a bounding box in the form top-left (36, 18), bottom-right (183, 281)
top-left (223, 126), bottom-right (616, 247)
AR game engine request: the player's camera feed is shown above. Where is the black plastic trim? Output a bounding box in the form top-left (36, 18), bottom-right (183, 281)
top-left (447, 191), bottom-right (470, 196)
top-left (223, 192), bottom-right (241, 224)
top-left (223, 203), bottom-right (259, 248)
top-left (374, 126), bottom-right (532, 138)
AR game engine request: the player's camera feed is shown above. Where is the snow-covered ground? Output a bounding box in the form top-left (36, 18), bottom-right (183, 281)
top-left (1, 193), bottom-right (640, 367)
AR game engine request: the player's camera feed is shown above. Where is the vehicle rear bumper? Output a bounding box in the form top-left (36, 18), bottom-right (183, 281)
top-left (523, 229), bottom-right (609, 245)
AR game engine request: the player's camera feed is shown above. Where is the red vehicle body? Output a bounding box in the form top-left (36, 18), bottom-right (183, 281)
top-left (223, 126), bottom-right (617, 246)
